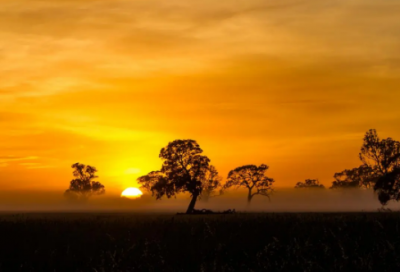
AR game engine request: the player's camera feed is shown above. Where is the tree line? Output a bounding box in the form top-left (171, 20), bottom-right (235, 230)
top-left (64, 129), bottom-right (400, 214)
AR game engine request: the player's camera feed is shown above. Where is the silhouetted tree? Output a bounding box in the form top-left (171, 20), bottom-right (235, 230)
top-left (330, 165), bottom-right (377, 189)
top-left (295, 179), bottom-right (325, 189)
top-left (374, 168), bottom-right (400, 205)
top-left (360, 129), bottom-right (400, 175)
top-left (137, 140), bottom-right (221, 214)
top-left (224, 164), bottom-right (274, 203)
top-left (359, 129), bottom-right (400, 205)
top-left (200, 165), bottom-right (223, 201)
top-left (64, 163), bottom-right (105, 200)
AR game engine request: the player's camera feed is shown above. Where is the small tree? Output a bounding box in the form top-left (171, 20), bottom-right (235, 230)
top-left (137, 140), bottom-right (222, 214)
top-left (295, 179), bottom-right (325, 189)
top-left (330, 165), bottom-right (377, 189)
top-left (64, 163), bottom-right (105, 200)
top-left (359, 129), bottom-right (400, 205)
top-left (224, 164), bottom-right (274, 203)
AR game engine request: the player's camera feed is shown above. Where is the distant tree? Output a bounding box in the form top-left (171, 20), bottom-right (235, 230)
top-left (359, 129), bottom-right (400, 205)
top-left (137, 140), bottom-right (222, 214)
top-left (200, 165), bottom-right (224, 201)
top-left (224, 164), bottom-right (274, 203)
top-left (330, 165), bottom-right (377, 189)
top-left (295, 179), bottom-right (325, 189)
top-left (64, 163), bottom-right (105, 200)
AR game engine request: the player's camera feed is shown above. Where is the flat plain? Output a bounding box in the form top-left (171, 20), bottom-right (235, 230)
top-left (0, 212), bottom-right (399, 271)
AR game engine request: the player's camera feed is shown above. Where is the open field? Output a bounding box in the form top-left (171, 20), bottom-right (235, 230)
top-left (0, 212), bottom-right (400, 271)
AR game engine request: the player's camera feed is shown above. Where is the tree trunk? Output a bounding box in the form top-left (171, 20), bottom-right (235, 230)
top-left (247, 190), bottom-right (253, 204)
top-left (186, 193), bottom-right (199, 214)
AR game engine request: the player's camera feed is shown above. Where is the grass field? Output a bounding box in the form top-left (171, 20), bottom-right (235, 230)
top-left (0, 212), bottom-right (399, 271)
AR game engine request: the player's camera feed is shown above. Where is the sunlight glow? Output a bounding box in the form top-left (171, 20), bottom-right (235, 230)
top-left (125, 168), bottom-right (141, 175)
top-left (121, 187), bottom-right (143, 199)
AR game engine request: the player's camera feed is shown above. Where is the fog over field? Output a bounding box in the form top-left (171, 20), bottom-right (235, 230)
top-left (1, 189), bottom-right (399, 213)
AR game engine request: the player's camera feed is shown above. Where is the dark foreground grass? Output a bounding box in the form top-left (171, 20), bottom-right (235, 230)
top-left (0, 212), bottom-right (400, 271)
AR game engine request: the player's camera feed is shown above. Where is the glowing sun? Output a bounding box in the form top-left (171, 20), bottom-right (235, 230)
top-left (121, 187), bottom-right (143, 199)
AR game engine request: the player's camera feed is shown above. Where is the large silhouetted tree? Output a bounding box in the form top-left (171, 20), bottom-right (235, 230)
top-left (360, 129), bottom-right (400, 175)
top-left (359, 129), bottom-right (400, 205)
top-left (224, 164), bottom-right (274, 203)
top-left (137, 140), bottom-right (221, 214)
top-left (330, 165), bottom-right (377, 189)
top-left (295, 179), bottom-right (325, 189)
top-left (329, 130), bottom-right (400, 205)
top-left (64, 163), bottom-right (105, 200)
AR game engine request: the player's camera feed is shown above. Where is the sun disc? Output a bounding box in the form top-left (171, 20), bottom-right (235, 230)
top-left (121, 187), bottom-right (143, 199)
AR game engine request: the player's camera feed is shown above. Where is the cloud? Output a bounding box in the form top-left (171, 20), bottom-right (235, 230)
top-left (19, 162), bottom-right (54, 169)
top-left (0, 156), bottom-right (38, 162)
top-left (0, 156), bottom-right (39, 168)
top-left (0, 0), bottom-right (399, 192)
top-left (1, 0), bottom-right (399, 100)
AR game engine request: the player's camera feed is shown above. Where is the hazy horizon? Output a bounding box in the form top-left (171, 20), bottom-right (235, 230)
top-left (1, 188), bottom-right (399, 213)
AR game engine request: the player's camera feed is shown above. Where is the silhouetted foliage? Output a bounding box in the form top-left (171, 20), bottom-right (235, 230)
top-left (200, 165), bottom-right (224, 201)
top-left (295, 179), bottom-right (325, 189)
top-left (137, 140), bottom-right (222, 214)
top-left (360, 129), bottom-right (400, 175)
top-left (224, 164), bottom-right (274, 203)
top-left (64, 163), bottom-right (105, 200)
top-left (358, 129), bottom-right (400, 205)
top-left (330, 165), bottom-right (377, 189)
top-left (375, 168), bottom-right (400, 205)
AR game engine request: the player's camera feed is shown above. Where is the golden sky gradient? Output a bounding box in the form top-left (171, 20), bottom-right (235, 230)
top-left (1, 0), bottom-right (400, 195)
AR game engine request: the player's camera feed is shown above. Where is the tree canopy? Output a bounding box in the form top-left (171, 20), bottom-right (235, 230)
top-left (224, 164), bottom-right (274, 203)
top-left (137, 139), bottom-right (221, 214)
top-left (360, 129), bottom-right (400, 175)
top-left (200, 165), bottom-right (223, 201)
top-left (359, 129), bottom-right (400, 205)
top-left (330, 165), bottom-right (377, 189)
top-left (329, 130), bottom-right (400, 205)
top-left (64, 163), bottom-right (105, 200)
top-left (295, 179), bottom-right (325, 189)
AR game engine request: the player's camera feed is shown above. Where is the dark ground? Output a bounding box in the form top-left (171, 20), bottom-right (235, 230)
top-left (0, 212), bottom-right (399, 271)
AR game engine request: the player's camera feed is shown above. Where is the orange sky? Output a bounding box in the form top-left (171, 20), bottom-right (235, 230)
top-left (1, 0), bottom-right (400, 195)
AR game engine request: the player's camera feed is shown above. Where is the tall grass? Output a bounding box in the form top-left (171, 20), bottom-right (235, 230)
top-left (0, 213), bottom-right (399, 271)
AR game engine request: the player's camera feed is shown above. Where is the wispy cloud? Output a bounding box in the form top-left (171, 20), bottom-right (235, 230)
top-left (0, 156), bottom-right (39, 162)
top-left (19, 162), bottom-right (54, 169)
top-left (0, 0), bottom-right (399, 191)
top-left (0, 156), bottom-right (39, 168)
top-left (1, 0), bottom-right (399, 98)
